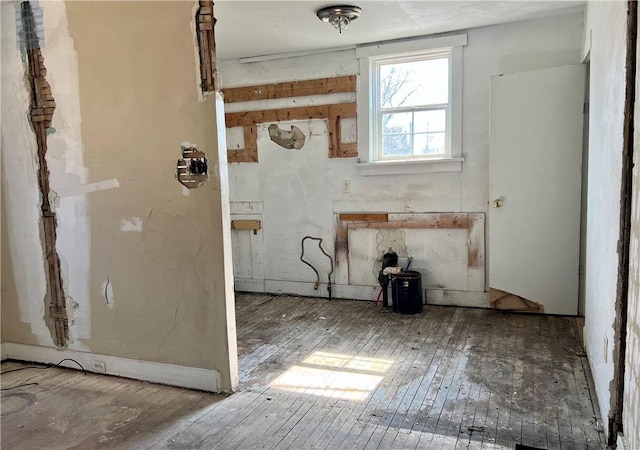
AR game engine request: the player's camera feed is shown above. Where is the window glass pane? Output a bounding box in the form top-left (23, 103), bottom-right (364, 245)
top-left (382, 134), bottom-right (411, 157)
top-left (382, 112), bottom-right (412, 135)
top-left (414, 109), bottom-right (446, 133)
top-left (379, 57), bottom-right (448, 108)
top-left (415, 132), bottom-right (446, 155)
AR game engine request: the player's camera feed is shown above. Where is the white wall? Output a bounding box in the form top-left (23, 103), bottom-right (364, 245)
top-left (623, 4), bottom-right (640, 449)
top-left (581, 0), bottom-right (628, 427)
top-left (220, 13), bottom-right (584, 303)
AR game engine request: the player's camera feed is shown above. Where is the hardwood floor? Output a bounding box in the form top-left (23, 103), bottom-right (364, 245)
top-left (1, 293), bottom-right (604, 449)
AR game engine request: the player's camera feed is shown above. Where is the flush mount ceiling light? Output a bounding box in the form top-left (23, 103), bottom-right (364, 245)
top-left (316, 5), bottom-right (362, 34)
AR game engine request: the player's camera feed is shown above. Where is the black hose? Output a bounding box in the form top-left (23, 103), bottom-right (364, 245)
top-left (300, 236), bottom-right (334, 300)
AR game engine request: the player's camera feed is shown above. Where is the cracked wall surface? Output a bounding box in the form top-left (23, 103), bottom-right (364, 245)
top-left (1, 0), bottom-right (237, 392)
top-left (582, 0), bottom-right (628, 427)
top-left (21, 0), bottom-right (69, 347)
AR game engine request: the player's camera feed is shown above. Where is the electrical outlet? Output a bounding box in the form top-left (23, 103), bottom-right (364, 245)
top-left (342, 180), bottom-right (351, 194)
top-left (92, 360), bottom-right (107, 373)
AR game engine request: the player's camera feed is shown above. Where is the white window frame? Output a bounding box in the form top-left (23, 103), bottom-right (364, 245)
top-left (356, 34), bottom-right (467, 176)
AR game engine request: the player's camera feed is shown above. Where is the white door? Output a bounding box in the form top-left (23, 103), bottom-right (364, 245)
top-left (489, 64), bottom-right (586, 315)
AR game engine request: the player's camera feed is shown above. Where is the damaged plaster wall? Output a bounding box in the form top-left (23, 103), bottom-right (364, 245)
top-left (622, 12), bottom-right (640, 448)
top-left (1, 1), bottom-right (56, 347)
top-left (581, 0), bottom-right (628, 427)
top-left (219, 13), bottom-right (583, 303)
top-left (1, 1), bottom-right (237, 392)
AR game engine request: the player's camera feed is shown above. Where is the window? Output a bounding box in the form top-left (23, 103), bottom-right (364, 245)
top-left (357, 34), bottom-right (467, 175)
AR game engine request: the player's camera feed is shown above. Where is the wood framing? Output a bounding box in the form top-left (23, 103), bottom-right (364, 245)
top-left (225, 103), bottom-right (356, 127)
top-left (225, 76), bottom-right (358, 162)
top-left (222, 76), bottom-right (356, 103)
top-left (22, 1), bottom-right (68, 347)
top-left (228, 125), bottom-right (258, 163)
top-left (231, 220), bottom-right (261, 231)
top-left (195, 1), bottom-right (218, 93)
top-left (349, 213), bottom-right (470, 230)
top-left (338, 213), bottom-right (388, 222)
top-left (226, 102), bottom-right (357, 160)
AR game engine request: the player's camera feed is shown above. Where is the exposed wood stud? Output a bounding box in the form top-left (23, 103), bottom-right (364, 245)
top-left (225, 101), bottom-right (357, 161)
top-left (225, 103), bottom-right (356, 128)
top-left (224, 76), bottom-right (359, 162)
top-left (228, 125), bottom-right (258, 163)
top-left (196, 1), bottom-right (218, 93)
top-left (222, 76), bottom-right (356, 103)
top-left (346, 217), bottom-right (469, 230)
top-left (338, 213), bottom-right (388, 222)
top-left (22, 1), bottom-right (68, 347)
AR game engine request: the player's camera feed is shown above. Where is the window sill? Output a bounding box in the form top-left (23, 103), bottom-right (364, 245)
top-left (356, 157), bottom-right (463, 176)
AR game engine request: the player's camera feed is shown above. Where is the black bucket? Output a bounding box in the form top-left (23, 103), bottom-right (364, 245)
top-left (391, 271), bottom-right (423, 315)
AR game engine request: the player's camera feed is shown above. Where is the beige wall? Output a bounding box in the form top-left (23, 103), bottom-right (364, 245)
top-left (1, 1), bottom-right (237, 391)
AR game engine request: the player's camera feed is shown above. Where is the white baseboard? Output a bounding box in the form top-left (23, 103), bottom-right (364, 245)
top-left (245, 279), bottom-right (489, 307)
top-left (426, 289), bottom-right (489, 308)
top-left (235, 278), bottom-right (265, 292)
top-left (263, 279), bottom-right (379, 301)
top-left (1, 342), bottom-right (222, 393)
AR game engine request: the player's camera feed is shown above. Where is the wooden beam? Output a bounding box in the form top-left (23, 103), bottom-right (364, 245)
top-left (225, 103), bottom-right (356, 128)
top-left (222, 76), bottom-right (356, 103)
top-left (231, 220), bottom-right (261, 231)
top-left (339, 213), bottom-right (388, 222)
top-left (345, 214), bottom-right (470, 230)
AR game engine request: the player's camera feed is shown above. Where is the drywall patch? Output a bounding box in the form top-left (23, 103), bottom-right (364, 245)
top-left (120, 217), bottom-right (142, 232)
top-left (56, 179), bottom-right (119, 197)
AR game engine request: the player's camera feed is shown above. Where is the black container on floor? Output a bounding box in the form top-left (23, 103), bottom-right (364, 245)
top-left (391, 271), bottom-right (423, 314)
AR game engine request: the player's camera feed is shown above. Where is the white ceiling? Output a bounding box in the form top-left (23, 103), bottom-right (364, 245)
top-left (214, 1), bottom-right (585, 61)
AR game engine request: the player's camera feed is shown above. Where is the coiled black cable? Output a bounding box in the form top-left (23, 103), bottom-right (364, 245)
top-left (300, 236), bottom-right (334, 300)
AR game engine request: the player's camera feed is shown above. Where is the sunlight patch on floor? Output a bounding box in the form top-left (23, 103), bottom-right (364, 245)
top-left (302, 351), bottom-right (394, 373)
top-left (269, 351), bottom-right (394, 402)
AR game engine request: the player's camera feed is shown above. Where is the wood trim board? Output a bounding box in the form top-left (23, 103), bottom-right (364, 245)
top-left (222, 76), bottom-right (356, 103)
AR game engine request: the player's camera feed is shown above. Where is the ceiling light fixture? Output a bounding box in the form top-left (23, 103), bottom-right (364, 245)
top-left (316, 5), bottom-right (362, 34)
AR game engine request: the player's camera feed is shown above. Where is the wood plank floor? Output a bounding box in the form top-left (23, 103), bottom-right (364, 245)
top-left (1, 293), bottom-right (604, 449)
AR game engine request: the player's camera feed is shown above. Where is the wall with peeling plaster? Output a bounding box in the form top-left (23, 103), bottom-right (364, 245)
top-left (1, 1), bottom-right (237, 391)
top-left (623, 15), bottom-right (640, 449)
top-left (580, 0), bottom-right (627, 428)
top-left (219, 13), bottom-right (583, 303)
